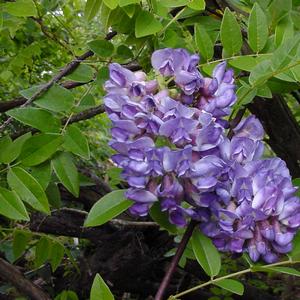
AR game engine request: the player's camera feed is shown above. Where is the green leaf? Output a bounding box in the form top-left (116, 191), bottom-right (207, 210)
top-left (220, 8), bottom-right (243, 56)
top-left (0, 136), bottom-right (12, 163)
top-left (275, 15), bottom-right (294, 46)
top-left (195, 24), bottom-right (214, 61)
top-left (7, 167), bottom-right (50, 214)
top-left (248, 3), bottom-right (268, 52)
top-left (84, 0), bottom-right (102, 21)
top-left (236, 84), bottom-right (257, 107)
top-left (46, 183), bottom-right (62, 208)
top-left (257, 84), bottom-right (272, 98)
top-left (0, 187), bottom-right (29, 221)
top-left (214, 279), bottom-right (244, 295)
top-left (119, 0), bottom-right (139, 7)
top-left (271, 36), bottom-right (300, 70)
top-left (249, 60), bottom-right (272, 86)
top-left (290, 231), bottom-right (300, 260)
top-left (74, 94), bottom-right (96, 113)
top-left (116, 45), bottom-right (134, 61)
top-left (35, 237), bottom-right (51, 268)
top-left (63, 125), bottom-right (90, 159)
top-left (52, 152), bottom-right (79, 197)
top-left (88, 39), bottom-right (115, 57)
top-left (13, 230), bottom-right (31, 260)
top-left (229, 56), bottom-right (258, 72)
top-left (90, 273), bottom-right (114, 300)
top-left (4, 0), bottom-right (37, 17)
top-left (121, 4), bottom-right (136, 18)
top-left (7, 108), bottom-right (60, 133)
top-left (291, 64), bottom-right (300, 82)
top-left (191, 230), bottom-right (221, 277)
top-left (0, 133), bottom-right (32, 164)
top-left (35, 84), bottom-right (75, 112)
top-left (18, 134), bottom-right (63, 167)
top-left (269, 0), bottom-right (292, 28)
top-left (135, 10), bottom-right (163, 38)
top-left (103, 0), bottom-right (118, 9)
top-left (149, 202), bottom-right (177, 234)
top-left (188, 0), bottom-right (205, 10)
top-left (84, 190), bottom-right (133, 227)
top-left (65, 65), bottom-right (94, 83)
top-left (50, 242), bottom-right (64, 272)
top-left (30, 162), bottom-right (52, 190)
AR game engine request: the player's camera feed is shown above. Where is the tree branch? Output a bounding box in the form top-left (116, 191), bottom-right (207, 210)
top-left (0, 258), bottom-right (51, 300)
top-left (66, 104), bottom-right (105, 125)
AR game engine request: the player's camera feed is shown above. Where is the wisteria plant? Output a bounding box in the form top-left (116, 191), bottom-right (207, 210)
top-left (85, 48), bottom-right (300, 299)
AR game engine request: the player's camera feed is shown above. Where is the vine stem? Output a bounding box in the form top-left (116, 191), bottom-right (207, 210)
top-left (154, 220), bottom-right (198, 300)
top-left (171, 259), bottom-right (300, 299)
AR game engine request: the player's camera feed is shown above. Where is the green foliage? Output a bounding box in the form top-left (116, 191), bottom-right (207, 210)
top-left (88, 39), bottom-right (115, 57)
top-left (13, 230), bottom-right (32, 260)
top-left (66, 65), bottom-right (95, 83)
top-left (220, 8), bottom-right (243, 56)
top-left (191, 230), bottom-right (221, 277)
top-left (0, 187), bottom-right (29, 221)
top-left (7, 108), bottom-right (61, 133)
top-left (18, 133), bottom-right (63, 166)
top-left (63, 125), bottom-right (90, 160)
top-left (84, 190), bottom-right (132, 227)
top-left (52, 152), bottom-right (79, 197)
top-left (90, 273), bottom-right (114, 300)
top-left (0, 133), bottom-right (31, 164)
top-left (7, 167), bottom-right (50, 214)
top-left (248, 3), bottom-right (269, 52)
top-left (2, 0), bottom-right (37, 17)
top-left (214, 279), bottom-right (244, 295)
top-left (135, 10), bottom-right (163, 38)
top-left (84, 0), bottom-right (102, 21)
top-left (195, 24), bottom-right (214, 61)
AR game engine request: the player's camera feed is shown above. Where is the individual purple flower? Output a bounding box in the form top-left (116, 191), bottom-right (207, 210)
top-left (198, 62), bottom-right (236, 119)
top-left (151, 48), bottom-right (197, 76)
top-left (233, 115), bottom-right (264, 141)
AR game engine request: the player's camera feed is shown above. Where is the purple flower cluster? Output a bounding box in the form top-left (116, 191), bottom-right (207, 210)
top-left (104, 48), bottom-right (300, 263)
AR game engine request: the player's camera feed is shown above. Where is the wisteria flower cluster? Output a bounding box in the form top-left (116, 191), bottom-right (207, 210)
top-left (104, 48), bottom-right (300, 263)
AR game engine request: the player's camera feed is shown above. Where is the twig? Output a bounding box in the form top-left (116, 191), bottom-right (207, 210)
top-left (154, 220), bottom-right (197, 300)
top-left (31, 16), bottom-right (74, 55)
top-left (0, 258), bottom-right (51, 300)
top-left (171, 259), bottom-right (300, 299)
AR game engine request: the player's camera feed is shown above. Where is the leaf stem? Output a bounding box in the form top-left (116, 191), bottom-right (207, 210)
top-left (154, 220), bottom-right (197, 300)
top-left (171, 259), bottom-right (300, 299)
top-left (159, 7), bottom-right (186, 35)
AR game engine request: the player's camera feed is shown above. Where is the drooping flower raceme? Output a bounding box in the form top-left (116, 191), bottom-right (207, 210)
top-left (104, 48), bottom-right (300, 263)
